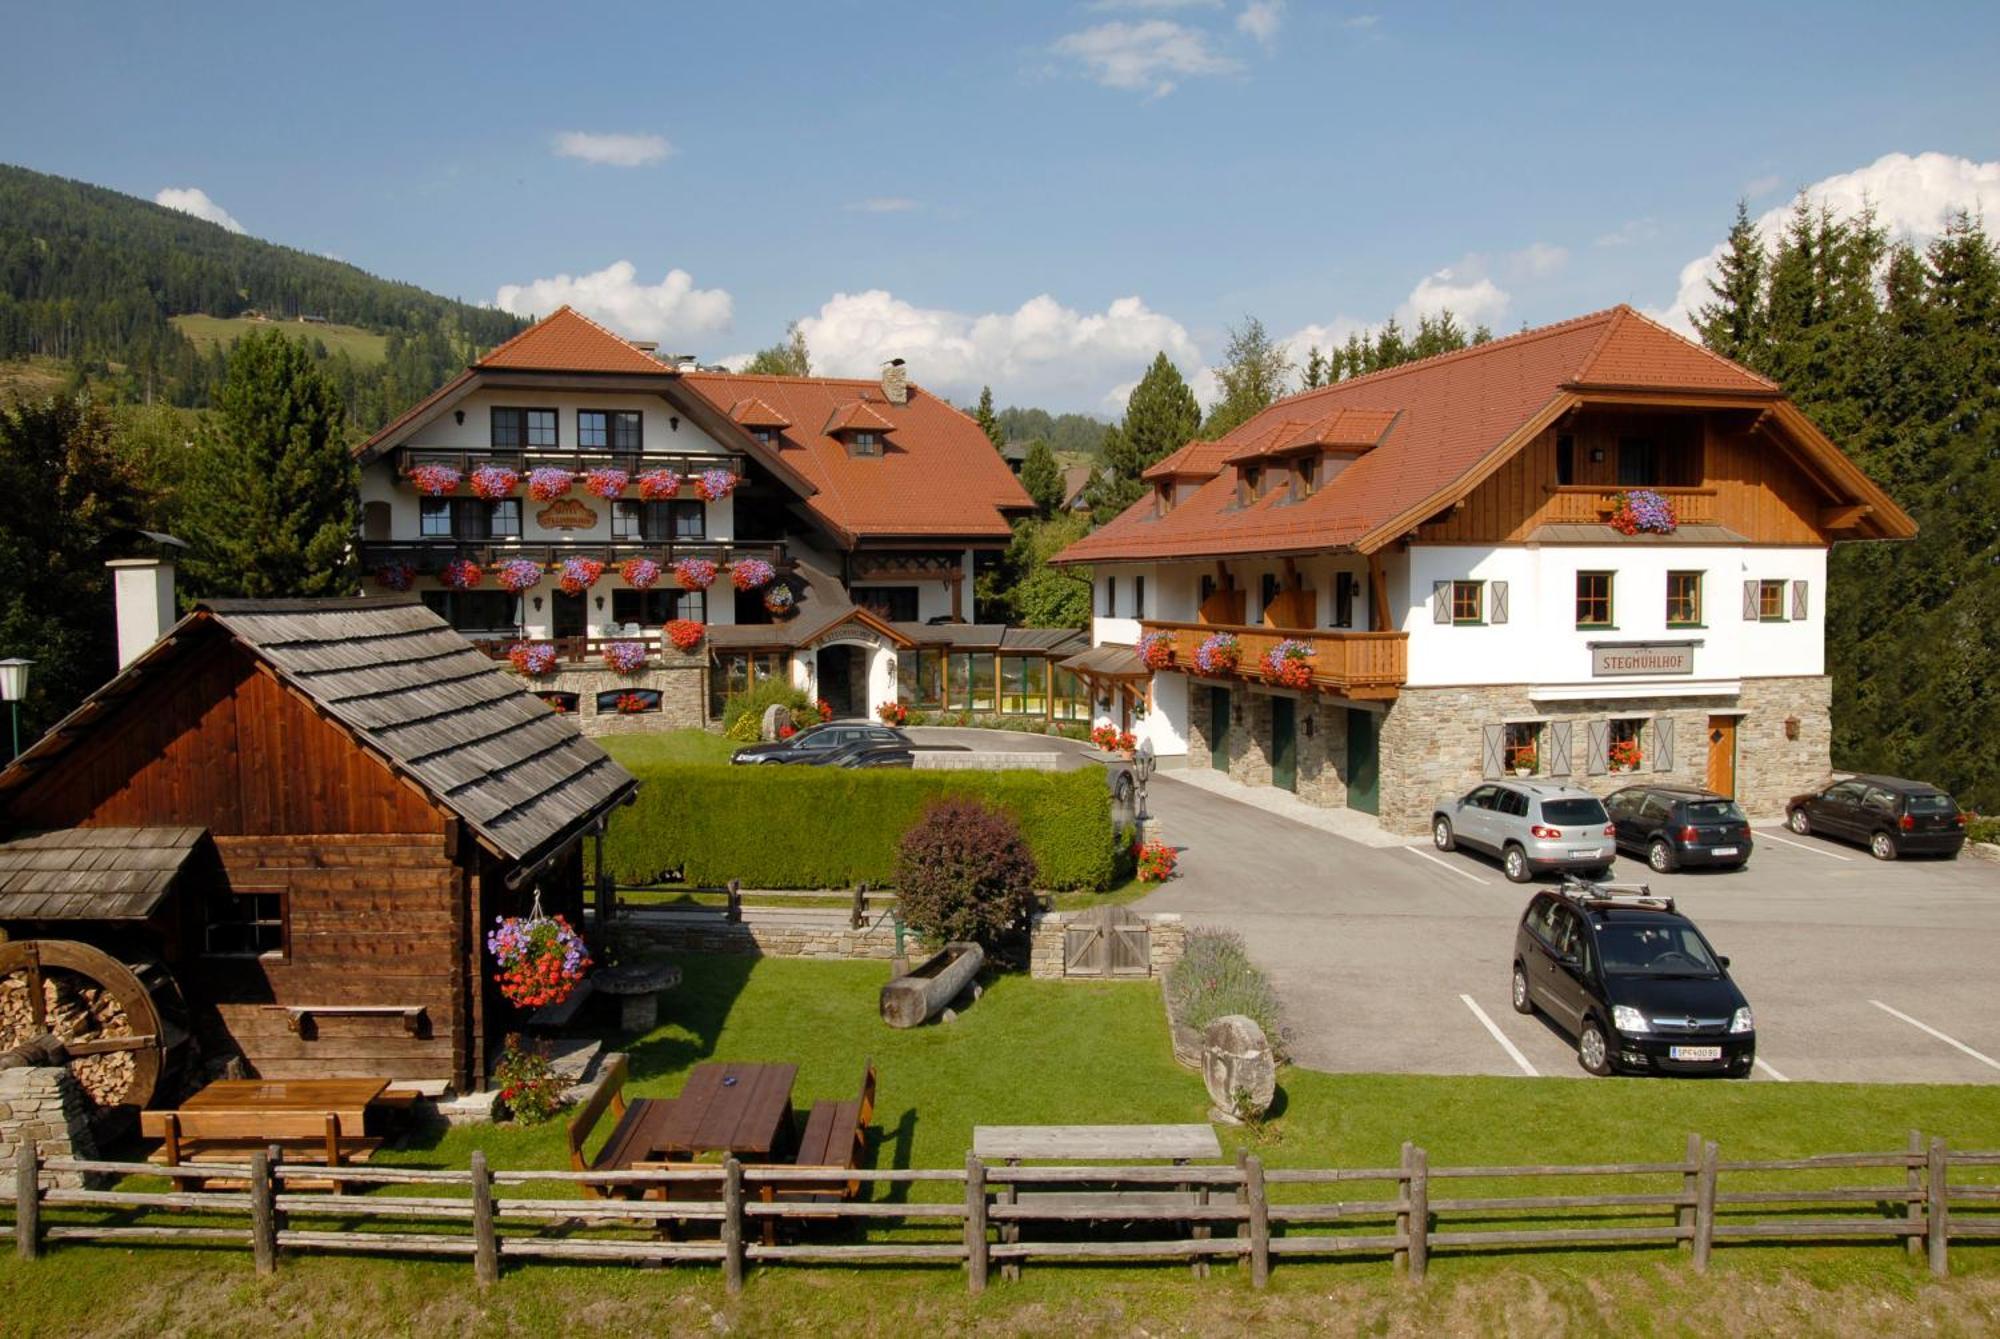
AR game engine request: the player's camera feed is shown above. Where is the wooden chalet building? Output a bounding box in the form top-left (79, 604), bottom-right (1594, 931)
top-left (0, 595), bottom-right (636, 1092)
top-left (352, 307), bottom-right (1096, 732)
top-left (1054, 306), bottom-right (1915, 834)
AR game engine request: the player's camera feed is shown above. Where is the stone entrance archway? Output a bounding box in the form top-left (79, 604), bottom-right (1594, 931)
top-left (818, 644), bottom-right (862, 718)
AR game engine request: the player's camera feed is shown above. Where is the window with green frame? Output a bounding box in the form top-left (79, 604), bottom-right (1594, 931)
top-left (946, 652), bottom-right (997, 712)
top-left (898, 648), bottom-right (945, 708)
top-left (707, 650), bottom-right (789, 719)
top-left (999, 656), bottom-right (1049, 715)
top-left (1051, 666), bottom-right (1089, 721)
top-left (1575, 571), bottom-right (1614, 628)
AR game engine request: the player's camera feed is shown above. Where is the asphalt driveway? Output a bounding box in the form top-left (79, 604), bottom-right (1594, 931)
top-left (1136, 767), bottom-right (2000, 1085)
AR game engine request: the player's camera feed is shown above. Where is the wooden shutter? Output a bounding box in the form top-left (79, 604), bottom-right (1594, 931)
top-left (1743, 579), bottom-right (1760, 621)
top-left (1490, 580), bottom-right (1510, 625)
top-left (1334, 573), bottom-right (1354, 628)
top-left (1587, 719), bottom-right (1609, 776)
top-left (1432, 581), bottom-right (1451, 623)
top-left (1481, 723), bottom-right (1503, 779)
top-left (1547, 720), bottom-right (1572, 776)
top-left (1652, 717), bottom-right (1676, 772)
top-left (1791, 579), bottom-right (1809, 621)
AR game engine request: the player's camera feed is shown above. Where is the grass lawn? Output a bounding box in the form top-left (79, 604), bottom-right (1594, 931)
top-left (600, 729), bottom-right (736, 768)
top-left (4, 954), bottom-right (1998, 1335)
top-left (171, 313), bottom-right (390, 364)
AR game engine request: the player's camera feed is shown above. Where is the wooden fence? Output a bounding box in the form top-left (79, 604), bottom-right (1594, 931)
top-left (3, 1134), bottom-right (1995, 1294)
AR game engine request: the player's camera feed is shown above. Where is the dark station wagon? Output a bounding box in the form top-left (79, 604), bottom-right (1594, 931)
top-left (1786, 775), bottom-right (1969, 861)
top-left (1604, 784), bottom-right (1753, 872)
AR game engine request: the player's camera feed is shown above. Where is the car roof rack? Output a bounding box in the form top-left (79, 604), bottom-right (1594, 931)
top-left (1556, 875), bottom-right (1675, 915)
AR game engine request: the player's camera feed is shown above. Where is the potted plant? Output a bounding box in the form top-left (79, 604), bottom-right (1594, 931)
top-left (486, 911), bottom-right (590, 1009)
top-left (1194, 631), bottom-right (1241, 675)
top-left (1512, 744), bottom-right (1538, 777)
top-left (730, 557), bottom-right (776, 591)
top-left (664, 619), bottom-right (704, 652)
top-left (673, 557), bottom-right (718, 591)
top-left (1608, 488), bottom-right (1679, 535)
top-left (694, 468), bottom-right (736, 502)
top-left (493, 1035), bottom-right (569, 1124)
top-left (877, 701), bottom-right (908, 726)
top-left (1609, 737), bottom-right (1643, 772)
top-left (1135, 630), bottom-right (1175, 670)
top-left (410, 463), bottom-right (462, 496)
top-left (583, 468), bottom-right (630, 500)
top-left (1262, 638), bottom-right (1315, 690)
top-left (620, 556), bottom-right (662, 590)
top-left (496, 558), bottom-right (543, 593)
top-left (1136, 839), bottom-right (1177, 882)
top-left (614, 692), bottom-right (652, 715)
top-left (469, 465), bottom-right (519, 500)
top-left (817, 698), bottom-right (834, 723)
top-left (373, 562), bottom-right (416, 592)
top-left (528, 467), bottom-right (576, 502)
top-left (763, 583), bottom-right (796, 615)
top-left (557, 557), bottom-right (605, 595)
top-left (601, 640), bottom-right (648, 675)
top-left (508, 642), bottom-right (558, 677)
top-left (636, 468), bottom-right (683, 501)
top-left (441, 558), bottom-right (484, 590)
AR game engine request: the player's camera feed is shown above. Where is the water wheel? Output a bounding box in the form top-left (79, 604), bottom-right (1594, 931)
top-left (0, 939), bottom-right (193, 1130)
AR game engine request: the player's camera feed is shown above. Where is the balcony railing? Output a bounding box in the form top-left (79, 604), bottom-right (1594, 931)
top-left (1140, 620), bottom-right (1408, 700)
top-left (397, 447), bottom-right (749, 481)
top-left (358, 538), bottom-right (788, 575)
top-left (469, 635), bottom-right (664, 665)
top-left (1544, 486), bottom-right (1717, 527)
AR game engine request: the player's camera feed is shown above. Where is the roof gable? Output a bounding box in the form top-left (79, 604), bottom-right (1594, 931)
top-left (1566, 306), bottom-right (1779, 394)
top-left (474, 305), bottom-right (672, 375)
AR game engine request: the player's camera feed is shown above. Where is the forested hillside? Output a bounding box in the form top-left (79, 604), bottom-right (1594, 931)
top-left (0, 163), bottom-right (522, 424)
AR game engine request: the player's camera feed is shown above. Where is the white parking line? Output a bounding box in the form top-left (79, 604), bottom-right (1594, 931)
top-left (1403, 845), bottom-right (1492, 885)
top-left (1459, 994), bottom-right (1539, 1076)
top-left (1869, 1000), bottom-right (2000, 1072)
top-left (1754, 1057), bottom-right (1789, 1082)
top-left (1756, 829), bottom-right (1852, 861)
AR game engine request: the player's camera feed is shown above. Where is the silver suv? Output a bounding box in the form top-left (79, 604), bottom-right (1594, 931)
top-left (1432, 781), bottom-right (1617, 883)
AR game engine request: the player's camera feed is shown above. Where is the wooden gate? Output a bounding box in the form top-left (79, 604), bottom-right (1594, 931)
top-left (1062, 905), bottom-right (1152, 978)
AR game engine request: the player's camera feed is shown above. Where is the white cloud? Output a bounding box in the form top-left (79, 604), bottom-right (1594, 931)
top-left (1237, 0), bottom-right (1284, 45)
top-left (551, 131), bottom-right (673, 168)
top-left (492, 260), bottom-right (733, 342)
top-left (844, 197), bottom-right (920, 213)
top-left (1595, 217), bottom-right (1659, 248)
top-left (793, 288), bottom-right (1203, 413)
top-left (1507, 242), bottom-right (1569, 280)
top-left (1052, 20), bottom-right (1242, 96)
top-left (1744, 173), bottom-right (1783, 199)
top-left (1659, 151), bottom-right (2000, 331)
top-left (1403, 268), bottom-right (1510, 328)
top-left (154, 187), bottom-right (243, 234)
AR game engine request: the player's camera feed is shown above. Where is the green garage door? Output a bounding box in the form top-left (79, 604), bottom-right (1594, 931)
top-left (1271, 696), bottom-right (1297, 792)
top-left (1346, 707), bottom-right (1379, 815)
top-left (1211, 689), bottom-right (1230, 771)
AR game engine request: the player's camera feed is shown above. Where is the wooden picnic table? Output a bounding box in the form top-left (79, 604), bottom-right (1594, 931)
top-left (179, 1077), bottom-right (389, 1127)
top-left (973, 1124), bottom-right (1224, 1280)
top-left (649, 1061), bottom-right (799, 1159)
top-left (144, 1078), bottom-right (394, 1192)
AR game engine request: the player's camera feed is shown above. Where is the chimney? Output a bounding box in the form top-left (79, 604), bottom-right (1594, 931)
top-left (628, 339), bottom-right (659, 353)
top-left (106, 533), bottom-right (186, 670)
top-left (880, 358), bottom-right (908, 405)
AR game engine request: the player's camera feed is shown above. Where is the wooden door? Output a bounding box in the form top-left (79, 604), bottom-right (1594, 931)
top-left (1346, 708), bottom-right (1380, 814)
top-left (1705, 716), bottom-right (1737, 797)
top-left (1210, 689), bottom-right (1231, 770)
top-left (551, 590), bottom-right (587, 640)
top-left (1270, 696), bottom-right (1297, 792)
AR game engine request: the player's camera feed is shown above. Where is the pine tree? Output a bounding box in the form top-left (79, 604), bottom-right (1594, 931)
top-left (1019, 439), bottom-right (1063, 517)
top-left (178, 330), bottom-right (356, 599)
top-left (1301, 346), bottom-right (1330, 389)
top-left (1084, 353), bottom-right (1200, 516)
top-left (739, 321), bottom-right (811, 376)
top-left (1202, 316), bottom-right (1293, 437)
top-left (974, 386), bottom-right (1005, 453)
top-left (1694, 201), bottom-right (1770, 365)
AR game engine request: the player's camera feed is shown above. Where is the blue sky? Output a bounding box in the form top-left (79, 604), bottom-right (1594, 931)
top-left (5, 1), bottom-right (1999, 412)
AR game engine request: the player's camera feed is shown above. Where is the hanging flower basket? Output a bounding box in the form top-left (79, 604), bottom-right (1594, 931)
top-left (557, 557), bottom-right (605, 595)
top-left (583, 468), bottom-right (630, 500)
top-left (694, 468), bottom-right (737, 502)
top-left (1608, 488), bottom-right (1678, 536)
top-left (496, 558), bottom-right (543, 593)
top-left (763, 583), bottom-right (796, 615)
top-left (1193, 632), bottom-right (1241, 675)
top-left (373, 562), bottom-right (416, 592)
top-left (674, 557), bottom-right (718, 591)
top-left (665, 619), bottom-right (705, 652)
top-left (410, 463), bottom-right (462, 496)
top-left (487, 912), bottom-right (590, 1010)
top-left (527, 467), bottom-right (576, 502)
top-left (602, 640), bottom-right (648, 675)
top-left (730, 557), bottom-right (776, 591)
top-left (1135, 630), bottom-right (1174, 670)
top-left (1262, 638), bottom-right (1316, 690)
top-left (620, 557), bottom-right (663, 590)
top-left (440, 558), bottom-right (484, 591)
top-left (508, 642), bottom-right (558, 677)
top-left (636, 468), bottom-right (683, 501)
top-left (469, 465), bottom-right (520, 500)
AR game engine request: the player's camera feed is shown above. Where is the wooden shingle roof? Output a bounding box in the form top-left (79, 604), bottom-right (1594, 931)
top-left (0, 826), bottom-right (208, 921)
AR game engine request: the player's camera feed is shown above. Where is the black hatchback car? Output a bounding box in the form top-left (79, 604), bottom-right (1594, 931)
top-left (730, 723), bottom-right (910, 765)
top-left (1603, 785), bottom-right (1753, 872)
top-left (1786, 775), bottom-right (1968, 860)
top-left (1512, 882), bottom-right (1755, 1077)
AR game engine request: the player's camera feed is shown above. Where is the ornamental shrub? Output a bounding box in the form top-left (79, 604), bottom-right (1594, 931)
top-left (1165, 928), bottom-right (1286, 1058)
top-left (892, 798), bottom-right (1037, 949)
top-left (1969, 815), bottom-right (1999, 846)
top-left (720, 676), bottom-right (813, 738)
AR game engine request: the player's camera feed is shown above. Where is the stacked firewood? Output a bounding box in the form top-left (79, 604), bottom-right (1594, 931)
top-left (0, 974), bottom-right (136, 1107)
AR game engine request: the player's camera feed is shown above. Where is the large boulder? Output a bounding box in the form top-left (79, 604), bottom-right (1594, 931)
top-left (760, 703), bottom-right (791, 741)
top-left (1201, 1014), bottom-right (1276, 1125)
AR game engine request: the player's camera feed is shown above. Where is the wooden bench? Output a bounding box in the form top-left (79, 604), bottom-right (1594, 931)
top-left (140, 1108), bottom-right (382, 1193)
top-left (781, 1058), bottom-right (878, 1207)
top-left (565, 1053), bottom-right (674, 1200)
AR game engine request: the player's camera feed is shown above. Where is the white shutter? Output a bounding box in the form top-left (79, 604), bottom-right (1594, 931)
top-left (1653, 717), bottom-right (1676, 773)
top-left (1433, 581), bottom-right (1452, 624)
top-left (1743, 580), bottom-right (1760, 621)
top-left (1791, 579), bottom-right (1809, 621)
top-left (1547, 720), bottom-right (1572, 776)
top-left (1481, 723), bottom-right (1503, 779)
top-left (1587, 720), bottom-right (1609, 776)
top-left (1490, 580), bottom-right (1509, 624)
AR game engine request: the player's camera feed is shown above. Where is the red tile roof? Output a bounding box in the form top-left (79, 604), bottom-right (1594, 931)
top-left (473, 305), bottom-right (673, 375)
top-left (681, 372), bottom-right (1032, 542)
top-left (728, 397), bottom-right (792, 429)
top-left (1054, 305), bottom-right (1816, 565)
top-left (822, 399), bottom-right (897, 435)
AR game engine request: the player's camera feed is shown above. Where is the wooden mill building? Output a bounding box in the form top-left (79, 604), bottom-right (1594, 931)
top-left (0, 596), bottom-right (636, 1092)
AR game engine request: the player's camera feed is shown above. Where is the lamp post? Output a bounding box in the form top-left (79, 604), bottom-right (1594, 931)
top-left (1133, 737), bottom-right (1156, 823)
top-left (0, 658), bottom-right (31, 761)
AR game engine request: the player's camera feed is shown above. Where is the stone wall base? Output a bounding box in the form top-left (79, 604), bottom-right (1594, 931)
top-left (510, 643), bottom-right (710, 737)
top-left (623, 912), bottom-right (907, 960)
top-left (0, 1065), bottom-right (105, 1189)
top-left (1028, 911), bottom-right (1187, 980)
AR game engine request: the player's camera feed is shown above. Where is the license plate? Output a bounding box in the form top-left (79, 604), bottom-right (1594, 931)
top-left (1568, 849), bottom-right (1597, 858)
top-left (1712, 847), bottom-right (1739, 857)
top-left (1670, 1046), bottom-right (1722, 1062)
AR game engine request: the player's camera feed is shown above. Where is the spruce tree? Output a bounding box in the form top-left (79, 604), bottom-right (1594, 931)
top-left (1695, 201), bottom-right (1769, 364)
top-left (1084, 353), bottom-right (1200, 517)
top-left (1019, 439), bottom-right (1063, 516)
top-left (974, 386), bottom-right (1005, 453)
top-left (178, 330), bottom-right (357, 599)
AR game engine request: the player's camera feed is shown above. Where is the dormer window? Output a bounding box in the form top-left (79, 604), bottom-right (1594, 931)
top-left (1236, 465), bottom-right (1263, 506)
top-left (752, 428), bottom-right (778, 445)
top-left (1294, 456), bottom-right (1318, 500)
top-left (1155, 481), bottom-right (1174, 516)
top-left (849, 431), bottom-right (882, 457)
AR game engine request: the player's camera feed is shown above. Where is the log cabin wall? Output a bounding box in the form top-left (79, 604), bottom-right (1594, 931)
top-left (1413, 409), bottom-right (1831, 547)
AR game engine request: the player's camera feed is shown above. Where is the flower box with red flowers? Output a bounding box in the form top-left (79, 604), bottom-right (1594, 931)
top-left (636, 468), bottom-right (683, 501)
top-left (440, 558), bottom-right (484, 591)
top-left (469, 465), bottom-right (519, 500)
top-left (583, 468), bottom-right (630, 500)
top-left (495, 558), bottom-right (542, 593)
top-left (674, 558), bottom-right (718, 591)
top-left (665, 619), bottom-right (704, 652)
top-left (508, 642), bottom-right (558, 677)
top-left (876, 701), bottom-right (908, 726)
top-left (410, 463), bottom-right (461, 496)
top-left (557, 557), bottom-right (604, 595)
top-left (1262, 638), bottom-right (1316, 690)
top-left (1135, 630), bottom-right (1174, 670)
top-left (601, 640), bottom-right (648, 675)
top-left (527, 467), bottom-right (575, 502)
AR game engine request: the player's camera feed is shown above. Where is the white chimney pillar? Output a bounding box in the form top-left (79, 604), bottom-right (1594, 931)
top-left (106, 558), bottom-right (177, 669)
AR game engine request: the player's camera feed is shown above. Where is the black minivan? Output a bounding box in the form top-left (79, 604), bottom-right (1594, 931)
top-left (1604, 785), bottom-right (1753, 872)
top-left (1512, 882), bottom-right (1755, 1077)
top-left (1785, 775), bottom-right (1968, 860)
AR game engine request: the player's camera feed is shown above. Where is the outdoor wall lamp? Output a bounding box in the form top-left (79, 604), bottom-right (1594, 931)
top-left (670, 416), bottom-right (681, 432)
top-left (0, 657), bottom-right (32, 761)
top-left (594, 595), bottom-right (605, 611)
top-left (1785, 715), bottom-right (1801, 741)
top-left (1304, 714), bottom-right (1315, 739)
top-left (531, 595), bottom-right (544, 612)
top-left (454, 409), bottom-right (465, 425)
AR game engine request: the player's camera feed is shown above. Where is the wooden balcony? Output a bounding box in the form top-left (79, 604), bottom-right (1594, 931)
top-left (1543, 486), bottom-right (1717, 526)
top-left (397, 446), bottom-right (749, 482)
top-left (468, 635), bottom-right (658, 665)
top-left (1140, 620), bottom-right (1408, 700)
top-left (358, 538), bottom-right (788, 575)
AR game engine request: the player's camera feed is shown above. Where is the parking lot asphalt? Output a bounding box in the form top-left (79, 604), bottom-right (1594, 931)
top-left (1136, 768), bottom-right (2000, 1085)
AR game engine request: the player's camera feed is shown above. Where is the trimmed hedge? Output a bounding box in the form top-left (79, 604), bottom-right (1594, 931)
top-left (605, 764), bottom-right (1116, 891)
